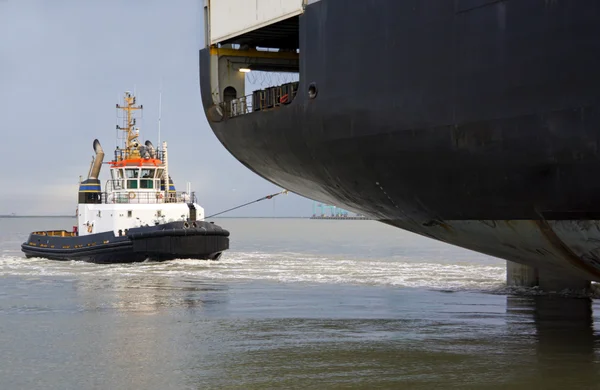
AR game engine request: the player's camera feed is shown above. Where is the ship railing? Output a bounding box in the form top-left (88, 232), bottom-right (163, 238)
top-left (100, 190), bottom-right (196, 205)
top-left (31, 230), bottom-right (77, 237)
top-left (224, 95), bottom-right (252, 117)
top-left (112, 147), bottom-right (165, 162)
top-left (222, 81), bottom-right (299, 118)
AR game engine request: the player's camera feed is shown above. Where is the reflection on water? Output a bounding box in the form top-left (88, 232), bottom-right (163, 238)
top-left (74, 274), bottom-right (230, 315)
top-left (532, 296), bottom-right (596, 353)
top-left (178, 293), bottom-right (600, 390)
top-left (2, 278), bottom-right (600, 389)
top-left (526, 296), bottom-right (599, 389)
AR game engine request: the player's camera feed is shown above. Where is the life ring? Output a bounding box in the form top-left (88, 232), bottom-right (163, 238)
top-left (129, 192), bottom-right (136, 199)
top-left (156, 193), bottom-right (163, 199)
top-left (280, 94), bottom-right (289, 104)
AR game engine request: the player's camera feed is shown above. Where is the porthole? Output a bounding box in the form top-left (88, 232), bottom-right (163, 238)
top-left (308, 82), bottom-right (318, 99)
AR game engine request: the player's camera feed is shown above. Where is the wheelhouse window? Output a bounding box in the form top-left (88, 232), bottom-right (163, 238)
top-left (110, 169), bottom-right (125, 190)
top-left (155, 168), bottom-right (165, 191)
top-left (140, 168), bottom-right (156, 189)
top-left (125, 169), bottom-right (139, 178)
top-left (126, 168), bottom-right (139, 189)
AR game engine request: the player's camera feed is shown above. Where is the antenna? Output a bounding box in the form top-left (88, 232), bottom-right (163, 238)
top-left (158, 79), bottom-right (163, 147)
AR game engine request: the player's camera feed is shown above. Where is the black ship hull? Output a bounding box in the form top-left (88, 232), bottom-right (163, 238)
top-left (200, 1), bottom-right (600, 281)
top-left (21, 221), bottom-right (229, 263)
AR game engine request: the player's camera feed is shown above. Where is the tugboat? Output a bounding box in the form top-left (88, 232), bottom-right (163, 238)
top-left (21, 91), bottom-right (230, 263)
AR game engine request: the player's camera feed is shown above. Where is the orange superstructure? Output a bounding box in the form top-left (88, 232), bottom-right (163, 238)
top-left (109, 158), bottom-right (163, 168)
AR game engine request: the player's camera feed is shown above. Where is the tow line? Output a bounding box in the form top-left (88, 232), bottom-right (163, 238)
top-left (205, 189), bottom-right (289, 219)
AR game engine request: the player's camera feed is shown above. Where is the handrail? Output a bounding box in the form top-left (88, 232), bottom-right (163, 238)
top-left (104, 190), bottom-right (194, 204)
top-left (31, 230), bottom-right (77, 237)
top-left (113, 147), bottom-right (165, 162)
top-left (98, 190), bottom-right (195, 204)
top-left (221, 81), bottom-right (299, 118)
top-left (223, 94), bottom-right (253, 117)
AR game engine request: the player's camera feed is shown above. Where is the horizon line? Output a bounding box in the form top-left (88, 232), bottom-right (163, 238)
top-left (0, 215), bottom-right (316, 219)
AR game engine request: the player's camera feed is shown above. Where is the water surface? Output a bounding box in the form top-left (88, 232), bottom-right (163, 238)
top-left (1, 217), bottom-right (599, 389)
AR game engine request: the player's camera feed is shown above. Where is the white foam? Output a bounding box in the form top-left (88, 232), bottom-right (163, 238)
top-left (0, 251), bottom-right (507, 292)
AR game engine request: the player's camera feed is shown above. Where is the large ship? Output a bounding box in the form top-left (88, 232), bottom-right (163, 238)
top-left (199, 0), bottom-right (600, 287)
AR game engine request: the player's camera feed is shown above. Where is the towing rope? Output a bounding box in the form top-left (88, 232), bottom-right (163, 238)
top-left (205, 189), bottom-right (289, 219)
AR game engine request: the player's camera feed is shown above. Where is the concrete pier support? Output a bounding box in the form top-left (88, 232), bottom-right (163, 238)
top-left (506, 261), bottom-right (590, 292)
top-left (506, 261), bottom-right (538, 287)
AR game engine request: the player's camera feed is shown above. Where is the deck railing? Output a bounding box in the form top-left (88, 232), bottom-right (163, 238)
top-left (31, 230), bottom-right (77, 237)
top-left (221, 81), bottom-right (299, 118)
top-left (112, 147), bottom-right (165, 162)
top-left (101, 191), bottom-right (196, 204)
top-left (78, 180), bottom-right (198, 205)
top-left (81, 190), bottom-right (198, 205)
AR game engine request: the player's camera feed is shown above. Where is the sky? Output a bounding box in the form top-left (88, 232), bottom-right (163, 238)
top-left (0, 0), bottom-right (314, 216)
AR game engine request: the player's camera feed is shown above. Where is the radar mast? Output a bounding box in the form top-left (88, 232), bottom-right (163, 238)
top-left (115, 91), bottom-right (143, 160)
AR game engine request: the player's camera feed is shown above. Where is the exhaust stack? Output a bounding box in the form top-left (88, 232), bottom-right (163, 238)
top-left (145, 140), bottom-right (156, 159)
top-left (89, 139), bottom-right (105, 179)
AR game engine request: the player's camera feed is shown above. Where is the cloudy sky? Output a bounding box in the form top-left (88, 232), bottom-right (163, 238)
top-left (0, 0), bottom-right (313, 216)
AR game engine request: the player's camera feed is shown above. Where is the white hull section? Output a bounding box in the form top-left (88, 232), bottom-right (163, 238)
top-left (77, 203), bottom-right (204, 236)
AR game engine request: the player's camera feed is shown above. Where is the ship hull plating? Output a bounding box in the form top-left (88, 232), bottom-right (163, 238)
top-left (21, 221), bottom-right (230, 263)
top-left (200, 1), bottom-right (600, 280)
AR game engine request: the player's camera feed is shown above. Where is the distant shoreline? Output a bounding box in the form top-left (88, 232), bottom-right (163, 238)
top-left (0, 215), bottom-right (75, 218)
top-left (0, 215), bottom-right (309, 219)
top-left (0, 215), bottom-right (371, 219)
